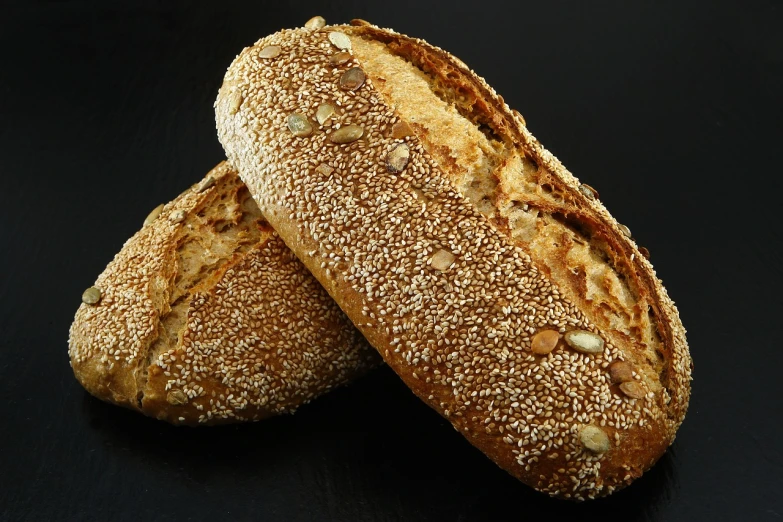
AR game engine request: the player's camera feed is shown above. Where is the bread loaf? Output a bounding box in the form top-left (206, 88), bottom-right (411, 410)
top-left (215, 20), bottom-right (692, 498)
top-left (68, 162), bottom-right (379, 425)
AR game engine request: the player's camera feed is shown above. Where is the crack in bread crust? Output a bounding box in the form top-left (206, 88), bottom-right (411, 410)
top-left (349, 25), bottom-right (690, 418)
top-left (352, 30), bottom-right (671, 395)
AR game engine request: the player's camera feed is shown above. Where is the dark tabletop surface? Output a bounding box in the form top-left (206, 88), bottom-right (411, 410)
top-left (1, 1), bottom-right (781, 520)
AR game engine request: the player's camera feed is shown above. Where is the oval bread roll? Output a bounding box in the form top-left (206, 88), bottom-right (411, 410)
top-left (68, 162), bottom-right (379, 425)
top-left (215, 20), bottom-right (692, 498)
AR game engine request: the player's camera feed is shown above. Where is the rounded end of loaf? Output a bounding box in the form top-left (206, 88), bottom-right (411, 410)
top-left (68, 338), bottom-right (144, 413)
top-left (67, 162), bottom-right (239, 423)
top-left (214, 19), bottom-right (691, 498)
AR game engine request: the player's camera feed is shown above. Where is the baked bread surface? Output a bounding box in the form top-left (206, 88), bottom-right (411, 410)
top-left (68, 162), bottom-right (379, 425)
top-left (215, 21), bottom-right (692, 498)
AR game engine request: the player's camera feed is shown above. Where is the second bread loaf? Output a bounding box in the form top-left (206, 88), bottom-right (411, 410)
top-left (69, 162), bottom-right (379, 425)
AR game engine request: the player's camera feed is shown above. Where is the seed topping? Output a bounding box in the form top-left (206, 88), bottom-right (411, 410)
top-left (228, 91), bottom-right (243, 115)
top-left (329, 52), bottom-right (352, 66)
top-left (258, 45), bottom-right (282, 59)
top-left (564, 330), bottom-right (604, 354)
top-left (304, 16), bottom-right (326, 30)
top-left (619, 381), bottom-right (647, 399)
top-left (609, 361), bottom-right (634, 383)
top-left (82, 287), bottom-right (102, 305)
top-left (430, 249), bottom-right (456, 271)
top-left (329, 125), bottom-right (363, 144)
top-left (287, 113), bottom-right (314, 137)
top-left (315, 103), bottom-right (336, 125)
top-left (328, 32), bottom-right (351, 51)
top-left (170, 210), bottom-right (186, 224)
top-left (512, 108), bottom-right (526, 126)
top-left (143, 204), bottom-right (164, 227)
top-left (579, 184), bottom-right (599, 200)
top-left (385, 143), bottom-right (410, 173)
top-left (167, 389), bottom-right (188, 405)
top-left (579, 425), bottom-right (611, 453)
top-left (531, 329), bottom-right (560, 355)
top-left (339, 67), bottom-right (365, 91)
top-left (315, 163), bottom-right (334, 176)
top-left (196, 177), bottom-right (215, 193)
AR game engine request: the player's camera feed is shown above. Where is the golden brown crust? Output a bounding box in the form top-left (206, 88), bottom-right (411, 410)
top-left (68, 162), bottom-right (379, 425)
top-left (215, 21), bottom-right (691, 498)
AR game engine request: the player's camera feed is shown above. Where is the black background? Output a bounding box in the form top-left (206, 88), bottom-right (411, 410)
top-left (1, 1), bottom-right (781, 520)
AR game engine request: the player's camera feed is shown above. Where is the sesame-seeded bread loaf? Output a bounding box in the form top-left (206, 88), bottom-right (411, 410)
top-left (68, 162), bottom-right (379, 426)
top-left (215, 20), bottom-right (692, 498)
